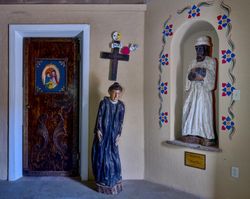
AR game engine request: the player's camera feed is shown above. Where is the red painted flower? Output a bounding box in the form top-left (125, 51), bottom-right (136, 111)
top-left (222, 82), bottom-right (235, 96)
top-left (217, 14), bottom-right (231, 30)
top-left (221, 116), bottom-right (234, 131)
top-left (221, 49), bottom-right (235, 64)
top-left (159, 53), bottom-right (169, 66)
top-left (159, 112), bottom-right (168, 124)
top-left (159, 82), bottom-right (168, 95)
top-left (188, 5), bottom-right (201, 18)
top-left (163, 24), bottom-right (173, 37)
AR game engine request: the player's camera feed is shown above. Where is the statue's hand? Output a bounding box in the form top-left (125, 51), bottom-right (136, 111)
top-left (190, 68), bottom-right (197, 73)
top-left (189, 68), bottom-right (206, 81)
top-left (195, 76), bottom-right (204, 81)
top-left (188, 70), bottom-right (196, 81)
top-left (195, 67), bottom-right (206, 77)
top-left (115, 134), bottom-right (121, 146)
top-left (97, 130), bottom-right (103, 142)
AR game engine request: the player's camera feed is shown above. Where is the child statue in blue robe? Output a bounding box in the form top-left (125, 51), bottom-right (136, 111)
top-left (92, 82), bottom-right (125, 195)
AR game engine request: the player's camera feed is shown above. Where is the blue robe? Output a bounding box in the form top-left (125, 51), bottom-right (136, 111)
top-left (92, 97), bottom-right (125, 187)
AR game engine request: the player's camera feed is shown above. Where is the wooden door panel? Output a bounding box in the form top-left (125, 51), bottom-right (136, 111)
top-left (23, 38), bottom-right (80, 176)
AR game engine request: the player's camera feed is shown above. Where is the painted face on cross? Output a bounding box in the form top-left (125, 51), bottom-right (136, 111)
top-left (112, 31), bottom-right (121, 41)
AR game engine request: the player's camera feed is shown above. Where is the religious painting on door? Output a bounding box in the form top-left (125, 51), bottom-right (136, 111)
top-left (35, 59), bottom-right (67, 93)
top-left (23, 38), bottom-right (80, 176)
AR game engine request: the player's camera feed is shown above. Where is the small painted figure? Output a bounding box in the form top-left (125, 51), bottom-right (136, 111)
top-left (111, 31), bottom-right (122, 49)
top-left (44, 67), bottom-right (59, 89)
top-left (121, 43), bottom-right (139, 55)
top-left (92, 82), bottom-right (125, 194)
top-left (50, 69), bottom-right (59, 86)
top-left (182, 36), bottom-right (217, 146)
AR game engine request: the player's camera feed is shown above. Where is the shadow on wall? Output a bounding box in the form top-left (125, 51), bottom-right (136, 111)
top-left (170, 20), bottom-right (219, 144)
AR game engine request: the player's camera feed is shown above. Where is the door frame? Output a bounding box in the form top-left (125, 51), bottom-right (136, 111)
top-left (9, 24), bottom-right (90, 181)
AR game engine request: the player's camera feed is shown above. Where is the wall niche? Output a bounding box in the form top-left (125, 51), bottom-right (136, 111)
top-left (168, 20), bottom-right (220, 150)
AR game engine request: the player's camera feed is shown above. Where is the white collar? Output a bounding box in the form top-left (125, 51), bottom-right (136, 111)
top-left (109, 98), bottom-right (118, 104)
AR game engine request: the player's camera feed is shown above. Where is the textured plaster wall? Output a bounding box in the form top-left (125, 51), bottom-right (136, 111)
top-left (144, 0), bottom-right (250, 198)
top-left (0, 4), bottom-right (146, 180)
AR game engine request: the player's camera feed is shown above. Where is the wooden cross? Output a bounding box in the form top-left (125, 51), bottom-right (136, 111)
top-left (100, 46), bottom-right (129, 81)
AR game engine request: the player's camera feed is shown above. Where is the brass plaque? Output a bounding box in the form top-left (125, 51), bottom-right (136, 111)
top-left (184, 151), bottom-right (206, 170)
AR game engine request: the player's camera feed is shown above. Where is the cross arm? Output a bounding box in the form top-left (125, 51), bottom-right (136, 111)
top-left (116, 54), bottom-right (129, 61)
top-left (100, 52), bottom-right (113, 59)
top-left (100, 52), bottom-right (129, 61)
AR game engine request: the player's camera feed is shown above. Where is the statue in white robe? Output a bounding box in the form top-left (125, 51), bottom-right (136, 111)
top-left (182, 36), bottom-right (216, 146)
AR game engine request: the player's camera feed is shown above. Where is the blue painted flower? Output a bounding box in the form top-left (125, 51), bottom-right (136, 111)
top-left (222, 82), bottom-right (235, 96)
top-left (188, 5), bottom-right (201, 18)
top-left (159, 82), bottom-right (168, 95)
top-left (159, 112), bottom-right (168, 124)
top-left (221, 49), bottom-right (235, 64)
top-left (217, 14), bottom-right (231, 30)
top-left (222, 116), bottom-right (235, 131)
top-left (162, 24), bottom-right (173, 37)
top-left (159, 53), bottom-right (169, 65)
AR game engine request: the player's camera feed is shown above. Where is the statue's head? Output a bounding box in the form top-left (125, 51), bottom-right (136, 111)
top-left (108, 82), bottom-right (123, 102)
top-left (195, 36), bottom-right (212, 61)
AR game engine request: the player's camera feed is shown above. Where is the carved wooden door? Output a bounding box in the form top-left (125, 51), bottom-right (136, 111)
top-left (23, 38), bottom-right (80, 176)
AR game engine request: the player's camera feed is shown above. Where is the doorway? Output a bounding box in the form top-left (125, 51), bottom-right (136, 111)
top-left (9, 24), bottom-right (90, 181)
top-left (23, 38), bottom-right (80, 176)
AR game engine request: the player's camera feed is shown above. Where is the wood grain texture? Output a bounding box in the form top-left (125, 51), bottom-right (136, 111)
top-left (23, 38), bottom-right (80, 176)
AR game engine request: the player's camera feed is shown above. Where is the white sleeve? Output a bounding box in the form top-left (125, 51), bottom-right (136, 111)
top-left (203, 58), bottom-right (216, 91)
top-left (185, 63), bottom-right (193, 91)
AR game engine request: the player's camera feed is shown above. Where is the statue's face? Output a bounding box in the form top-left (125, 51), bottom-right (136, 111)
top-left (195, 45), bottom-right (206, 56)
top-left (195, 45), bottom-right (209, 61)
top-left (109, 89), bottom-right (121, 102)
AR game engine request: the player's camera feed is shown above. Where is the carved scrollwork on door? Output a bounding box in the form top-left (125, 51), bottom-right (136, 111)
top-left (30, 100), bottom-right (73, 171)
top-left (35, 113), bottom-right (49, 151)
top-left (30, 113), bottom-right (49, 170)
top-left (53, 113), bottom-right (68, 158)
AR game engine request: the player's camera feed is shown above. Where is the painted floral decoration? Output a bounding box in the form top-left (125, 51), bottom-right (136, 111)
top-left (188, 5), bottom-right (201, 18)
top-left (159, 53), bottom-right (169, 65)
top-left (221, 49), bottom-right (235, 64)
top-left (163, 24), bottom-right (173, 37)
top-left (159, 112), bottom-right (168, 124)
top-left (217, 14), bottom-right (231, 30)
top-left (221, 116), bottom-right (235, 131)
top-left (222, 82), bottom-right (235, 96)
top-left (159, 82), bottom-right (168, 95)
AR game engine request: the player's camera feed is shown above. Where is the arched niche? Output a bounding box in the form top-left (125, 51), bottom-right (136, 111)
top-left (169, 20), bottom-right (219, 146)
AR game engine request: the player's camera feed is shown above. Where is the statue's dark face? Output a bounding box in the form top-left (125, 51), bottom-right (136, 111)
top-left (195, 45), bottom-right (210, 62)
